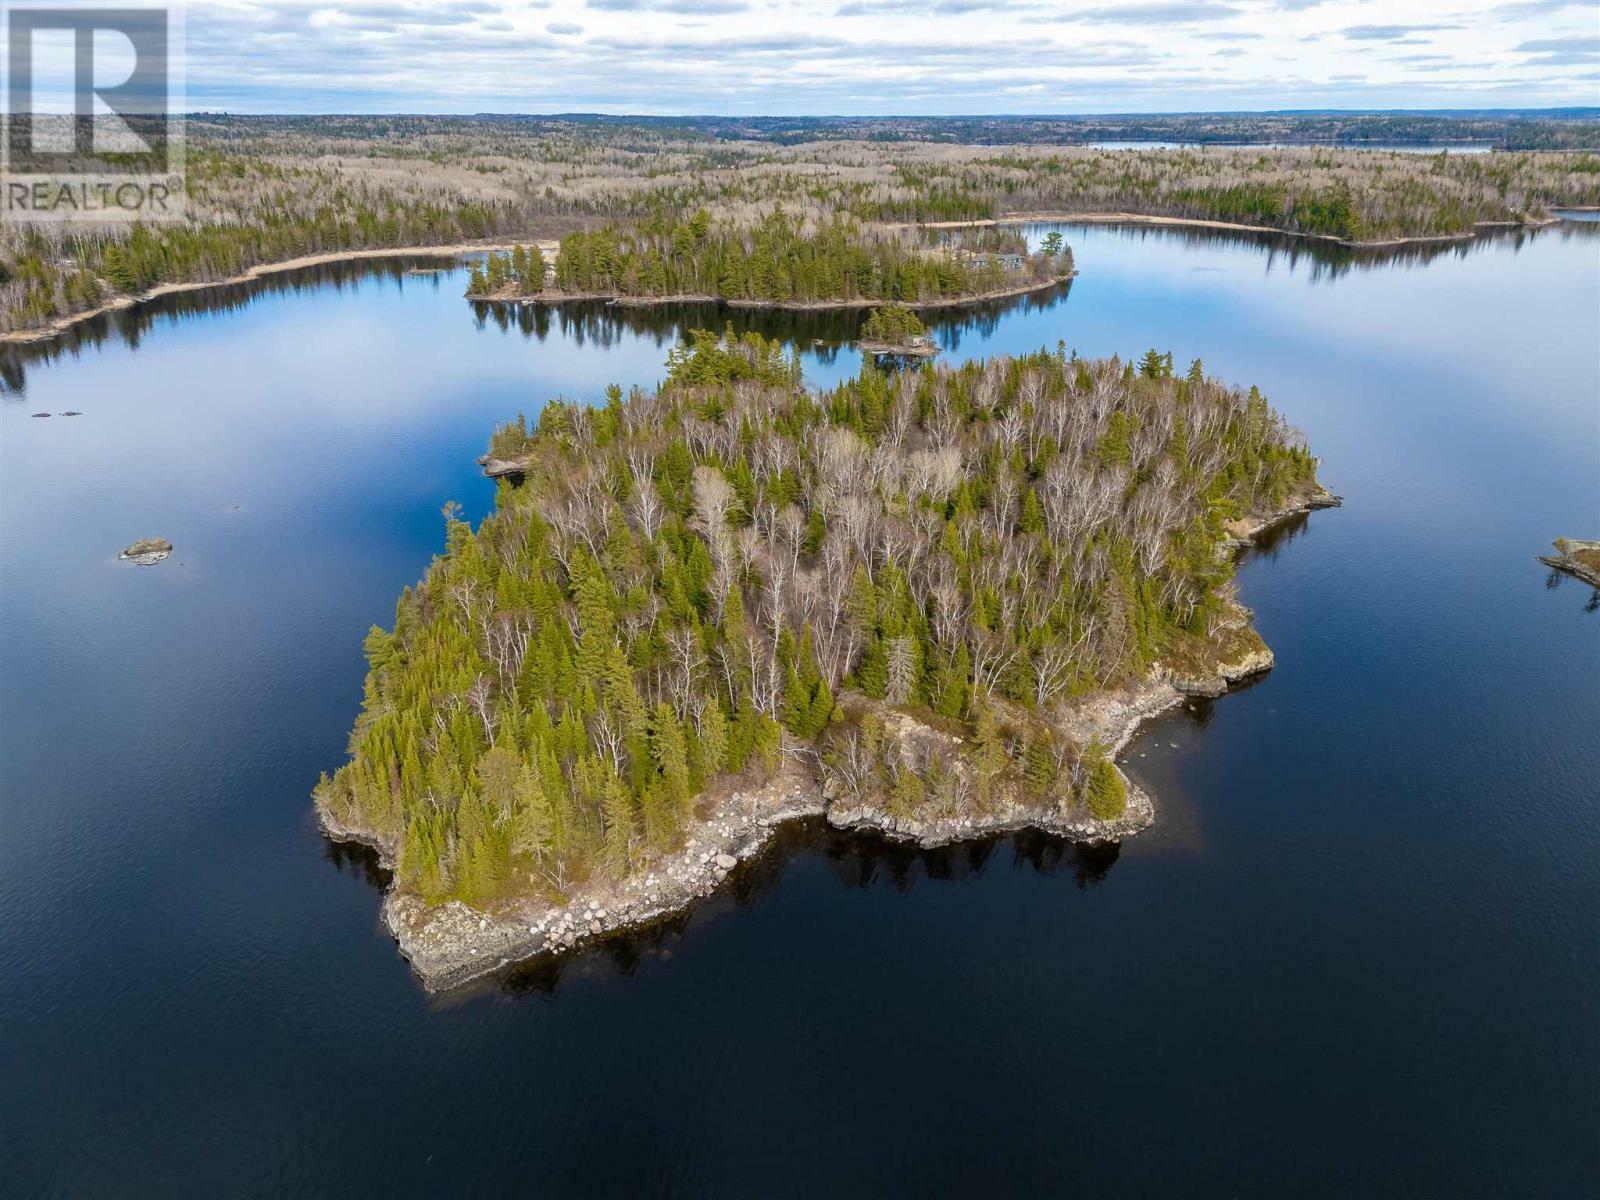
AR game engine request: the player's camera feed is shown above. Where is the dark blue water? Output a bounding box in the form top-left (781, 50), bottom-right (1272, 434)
top-left (2, 225), bottom-right (1596, 1197)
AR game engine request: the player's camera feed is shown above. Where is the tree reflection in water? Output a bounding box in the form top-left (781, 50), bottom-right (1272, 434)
top-left (356, 818), bottom-right (1133, 999)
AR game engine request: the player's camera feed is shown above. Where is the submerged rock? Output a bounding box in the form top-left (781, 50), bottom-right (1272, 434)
top-left (120, 537), bottom-right (173, 565)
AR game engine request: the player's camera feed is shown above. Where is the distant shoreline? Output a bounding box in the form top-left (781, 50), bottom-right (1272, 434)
top-left (0, 240), bottom-right (541, 347)
top-left (892, 210), bottom-right (1558, 248)
top-left (2, 246), bottom-right (1068, 348)
top-left (0, 201), bottom-right (1552, 348)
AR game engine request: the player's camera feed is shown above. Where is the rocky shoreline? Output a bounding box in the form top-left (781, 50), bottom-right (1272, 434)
top-left (376, 768), bottom-right (827, 992)
top-left (1538, 539), bottom-right (1600, 588)
top-left (119, 538), bottom-right (173, 565)
top-left (319, 485), bottom-right (1340, 992)
top-left (860, 335), bottom-right (941, 358)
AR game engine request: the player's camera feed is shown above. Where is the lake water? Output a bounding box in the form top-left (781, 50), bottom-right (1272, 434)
top-left (2, 221), bottom-right (1597, 1197)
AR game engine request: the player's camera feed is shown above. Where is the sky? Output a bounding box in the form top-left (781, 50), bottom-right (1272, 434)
top-left (18, 0), bottom-right (1600, 113)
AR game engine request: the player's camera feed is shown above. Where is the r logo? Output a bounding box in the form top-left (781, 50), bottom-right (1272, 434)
top-left (1, 3), bottom-right (185, 223)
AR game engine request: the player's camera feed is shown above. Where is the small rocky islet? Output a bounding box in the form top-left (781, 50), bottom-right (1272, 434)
top-left (1539, 538), bottom-right (1600, 588)
top-left (120, 538), bottom-right (173, 565)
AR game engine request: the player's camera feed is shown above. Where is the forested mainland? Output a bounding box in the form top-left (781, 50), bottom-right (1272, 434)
top-left (5, 113), bottom-right (1599, 335)
top-left (315, 331), bottom-right (1324, 910)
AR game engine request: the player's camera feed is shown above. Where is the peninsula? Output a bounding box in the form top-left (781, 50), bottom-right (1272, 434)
top-left (316, 331), bottom-right (1337, 989)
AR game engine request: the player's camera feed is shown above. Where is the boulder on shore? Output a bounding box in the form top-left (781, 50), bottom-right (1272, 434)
top-left (120, 538), bottom-right (173, 565)
top-left (477, 453), bottom-right (529, 480)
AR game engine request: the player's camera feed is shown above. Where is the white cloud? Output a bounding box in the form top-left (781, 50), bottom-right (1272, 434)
top-left (175, 0), bottom-right (1600, 112)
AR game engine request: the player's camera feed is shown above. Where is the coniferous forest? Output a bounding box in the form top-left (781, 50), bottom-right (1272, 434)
top-left (316, 331), bottom-right (1321, 910)
top-left (468, 212), bottom-right (1070, 305)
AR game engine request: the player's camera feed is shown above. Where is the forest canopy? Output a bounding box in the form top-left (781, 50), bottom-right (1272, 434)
top-left (466, 217), bottom-right (1067, 306)
top-left (316, 331), bottom-right (1320, 911)
top-left (543, 212), bottom-right (1067, 304)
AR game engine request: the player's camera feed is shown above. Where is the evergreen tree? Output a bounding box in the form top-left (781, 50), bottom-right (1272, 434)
top-left (1084, 746), bottom-right (1127, 820)
top-left (698, 703), bottom-right (730, 776)
top-left (510, 761), bottom-right (553, 858)
top-left (972, 702), bottom-right (1007, 807)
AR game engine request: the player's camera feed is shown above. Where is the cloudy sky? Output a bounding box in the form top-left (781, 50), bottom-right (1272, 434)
top-left (80, 0), bottom-right (1600, 112)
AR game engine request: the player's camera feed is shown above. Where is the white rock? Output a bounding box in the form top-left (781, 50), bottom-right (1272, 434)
top-left (715, 853), bottom-right (738, 870)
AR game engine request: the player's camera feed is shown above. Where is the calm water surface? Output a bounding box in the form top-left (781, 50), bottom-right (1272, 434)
top-left (1, 223), bottom-right (1597, 1197)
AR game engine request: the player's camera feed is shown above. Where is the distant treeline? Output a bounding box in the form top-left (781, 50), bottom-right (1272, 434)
top-left (671, 112), bottom-right (1600, 152)
top-left (0, 151), bottom-right (523, 332)
top-left (851, 149), bottom-right (1600, 239)
top-left (5, 119), bottom-right (1598, 335)
top-left (189, 111), bottom-right (1600, 151)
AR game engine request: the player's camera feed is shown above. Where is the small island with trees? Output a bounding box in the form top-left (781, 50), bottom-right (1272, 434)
top-left (315, 330), bottom-right (1337, 989)
top-left (859, 305), bottom-right (938, 358)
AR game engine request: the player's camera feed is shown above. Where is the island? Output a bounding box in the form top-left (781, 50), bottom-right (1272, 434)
top-left (315, 331), bottom-right (1338, 989)
top-left (120, 538), bottom-right (173, 565)
top-left (464, 216), bottom-right (1073, 309)
top-left (858, 305), bottom-right (939, 358)
top-left (1539, 538), bottom-right (1600, 588)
